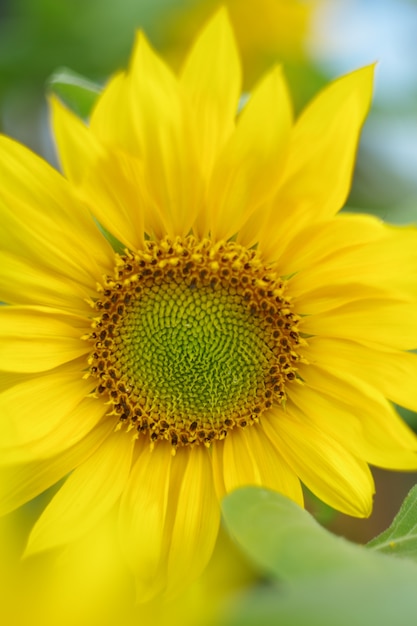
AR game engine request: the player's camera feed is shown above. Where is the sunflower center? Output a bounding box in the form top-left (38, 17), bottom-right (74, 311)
top-left (86, 237), bottom-right (303, 450)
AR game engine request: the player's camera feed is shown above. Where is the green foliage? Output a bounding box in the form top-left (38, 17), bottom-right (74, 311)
top-left (47, 68), bottom-right (101, 118)
top-left (368, 484), bottom-right (417, 560)
top-left (221, 487), bottom-right (417, 626)
top-left (0, 0), bottom-right (180, 89)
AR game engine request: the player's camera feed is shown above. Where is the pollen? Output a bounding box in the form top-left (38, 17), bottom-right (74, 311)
top-left (86, 236), bottom-right (305, 450)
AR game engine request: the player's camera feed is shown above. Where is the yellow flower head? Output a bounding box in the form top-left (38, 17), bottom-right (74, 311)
top-left (1, 9), bottom-right (417, 601)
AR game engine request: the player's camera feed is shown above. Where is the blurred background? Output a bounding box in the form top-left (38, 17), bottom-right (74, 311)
top-left (0, 0), bottom-right (416, 233)
top-left (1, 0), bottom-right (417, 614)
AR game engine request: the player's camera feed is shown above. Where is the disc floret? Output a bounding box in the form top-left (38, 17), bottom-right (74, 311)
top-left (86, 237), bottom-right (305, 450)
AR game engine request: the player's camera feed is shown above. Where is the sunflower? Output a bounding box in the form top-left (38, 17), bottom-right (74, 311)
top-left (1, 8), bottom-right (417, 602)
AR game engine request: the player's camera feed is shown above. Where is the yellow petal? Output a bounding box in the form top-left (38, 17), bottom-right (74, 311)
top-left (0, 306), bottom-right (89, 372)
top-left (0, 418), bottom-right (114, 516)
top-left (118, 441), bottom-right (172, 603)
top-left (301, 300), bottom-right (417, 350)
top-left (208, 64), bottom-right (293, 240)
top-left (210, 440), bottom-right (227, 500)
top-left (90, 72), bottom-right (135, 151)
top-left (0, 135), bottom-right (113, 288)
top-left (1, 395), bottom-right (107, 464)
top-left (50, 95), bottom-right (102, 185)
top-left (288, 380), bottom-right (417, 470)
top-left (25, 428), bottom-right (134, 555)
top-left (0, 370), bottom-right (32, 394)
top-left (259, 65), bottom-right (375, 256)
top-left (288, 223), bottom-right (417, 303)
top-left (273, 213), bottom-right (385, 275)
top-left (298, 358), bottom-right (417, 457)
top-left (127, 32), bottom-right (202, 236)
top-left (80, 149), bottom-right (147, 250)
top-left (292, 282), bottom-right (407, 317)
top-left (263, 408), bottom-right (375, 517)
top-left (52, 94), bottom-right (149, 250)
top-left (0, 363), bottom-right (92, 449)
top-left (165, 446), bottom-right (220, 599)
top-left (219, 425), bottom-right (303, 506)
top-left (306, 337), bottom-right (417, 413)
top-left (0, 251), bottom-right (92, 314)
top-left (180, 8), bottom-right (241, 178)
top-left (282, 64), bottom-right (374, 215)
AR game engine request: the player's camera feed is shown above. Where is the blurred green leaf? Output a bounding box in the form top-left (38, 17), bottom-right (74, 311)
top-left (47, 67), bottom-right (101, 118)
top-left (0, 0), bottom-right (180, 90)
top-left (303, 486), bottom-right (338, 527)
top-left (368, 485), bottom-right (417, 560)
top-left (396, 405), bottom-right (417, 432)
top-left (222, 487), bottom-right (369, 580)
top-left (221, 487), bottom-right (417, 626)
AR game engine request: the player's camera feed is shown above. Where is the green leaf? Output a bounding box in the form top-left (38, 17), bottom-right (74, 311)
top-left (220, 578), bottom-right (417, 626)
top-left (368, 484), bottom-right (417, 560)
top-left (47, 67), bottom-right (101, 118)
top-left (221, 487), bottom-right (417, 626)
top-left (222, 487), bottom-right (363, 580)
